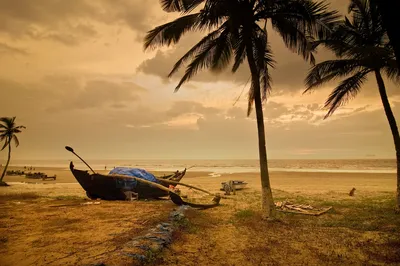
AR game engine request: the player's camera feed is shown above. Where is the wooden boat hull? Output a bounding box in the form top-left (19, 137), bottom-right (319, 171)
top-left (69, 162), bottom-right (185, 200)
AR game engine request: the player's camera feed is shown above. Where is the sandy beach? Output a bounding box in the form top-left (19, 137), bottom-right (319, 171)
top-left (0, 166), bottom-right (398, 265)
top-left (1, 165), bottom-right (396, 196)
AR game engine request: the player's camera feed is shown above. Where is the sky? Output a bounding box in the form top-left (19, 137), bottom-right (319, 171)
top-left (0, 0), bottom-right (399, 161)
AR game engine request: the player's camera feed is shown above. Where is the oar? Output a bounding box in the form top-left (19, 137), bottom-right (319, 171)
top-left (65, 146), bottom-right (96, 174)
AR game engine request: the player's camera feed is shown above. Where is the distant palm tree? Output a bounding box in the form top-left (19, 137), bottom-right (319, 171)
top-left (144, 0), bottom-right (339, 218)
top-left (0, 117), bottom-right (26, 184)
top-left (304, 0), bottom-right (400, 210)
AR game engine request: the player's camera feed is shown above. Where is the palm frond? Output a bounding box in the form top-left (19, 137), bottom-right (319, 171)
top-left (324, 70), bottom-right (369, 118)
top-left (231, 33), bottom-right (247, 73)
top-left (247, 77), bottom-right (257, 116)
top-left (383, 59), bottom-right (400, 83)
top-left (264, 0), bottom-right (341, 40)
top-left (270, 16), bottom-right (314, 64)
top-left (144, 13), bottom-right (201, 50)
top-left (253, 27), bottom-right (275, 101)
top-left (12, 135), bottom-right (19, 147)
top-left (160, 0), bottom-right (205, 13)
top-left (174, 36), bottom-right (221, 91)
top-left (1, 137), bottom-right (9, 151)
top-left (168, 28), bottom-right (222, 77)
top-left (210, 29), bottom-right (233, 72)
top-left (305, 59), bottom-right (361, 91)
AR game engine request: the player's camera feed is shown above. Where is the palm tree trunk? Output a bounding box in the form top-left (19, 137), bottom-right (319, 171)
top-left (246, 45), bottom-right (276, 218)
top-left (375, 70), bottom-right (400, 210)
top-left (0, 137), bottom-right (11, 182)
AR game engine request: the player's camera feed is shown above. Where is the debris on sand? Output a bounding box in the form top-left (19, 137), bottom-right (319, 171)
top-left (275, 201), bottom-right (332, 216)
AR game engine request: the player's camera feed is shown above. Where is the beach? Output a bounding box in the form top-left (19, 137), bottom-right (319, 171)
top-left (0, 166), bottom-right (398, 265)
top-left (1, 165), bottom-right (396, 196)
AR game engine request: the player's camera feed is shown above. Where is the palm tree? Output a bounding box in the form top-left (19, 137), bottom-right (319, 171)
top-left (144, 0), bottom-right (339, 218)
top-left (304, 0), bottom-right (400, 210)
top-left (0, 117), bottom-right (26, 185)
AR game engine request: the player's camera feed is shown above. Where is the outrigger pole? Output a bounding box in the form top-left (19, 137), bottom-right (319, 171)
top-left (65, 146), bottom-right (96, 174)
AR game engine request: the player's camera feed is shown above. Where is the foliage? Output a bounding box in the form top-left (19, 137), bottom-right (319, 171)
top-left (304, 0), bottom-right (399, 118)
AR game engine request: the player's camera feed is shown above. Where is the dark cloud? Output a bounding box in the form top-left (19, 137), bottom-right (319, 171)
top-left (46, 79), bottom-right (146, 111)
top-left (0, 76), bottom-right (146, 114)
top-left (0, 0), bottom-right (159, 45)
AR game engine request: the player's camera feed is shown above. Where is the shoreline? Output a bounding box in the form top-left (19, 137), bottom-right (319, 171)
top-left (2, 165), bottom-right (396, 174)
top-left (1, 166), bottom-right (396, 195)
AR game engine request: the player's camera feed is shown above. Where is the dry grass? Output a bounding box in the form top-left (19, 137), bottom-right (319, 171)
top-left (0, 194), bottom-right (175, 266)
top-left (0, 192), bottom-right (41, 201)
top-left (156, 189), bottom-right (400, 266)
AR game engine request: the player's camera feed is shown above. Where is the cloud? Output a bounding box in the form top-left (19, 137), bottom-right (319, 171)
top-left (0, 0), bottom-right (166, 46)
top-left (0, 42), bottom-right (28, 55)
top-left (2, 75), bottom-right (397, 160)
top-left (0, 75), bottom-right (147, 114)
top-left (46, 79), bottom-right (146, 112)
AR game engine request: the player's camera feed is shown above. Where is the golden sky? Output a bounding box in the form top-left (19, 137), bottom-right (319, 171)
top-left (0, 0), bottom-right (399, 160)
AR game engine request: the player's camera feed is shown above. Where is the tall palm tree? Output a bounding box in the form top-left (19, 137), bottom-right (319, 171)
top-left (0, 117), bottom-right (26, 184)
top-left (304, 0), bottom-right (400, 210)
top-left (144, 0), bottom-right (339, 218)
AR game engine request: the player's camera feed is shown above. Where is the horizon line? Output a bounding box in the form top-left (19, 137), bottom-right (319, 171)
top-left (8, 157), bottom-right (396, 161)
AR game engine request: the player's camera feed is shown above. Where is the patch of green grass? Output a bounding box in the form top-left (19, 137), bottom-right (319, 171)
top-left (174, 217), bottom-right (199, 234)
top-left (277, 195), bottom-right (400, 232)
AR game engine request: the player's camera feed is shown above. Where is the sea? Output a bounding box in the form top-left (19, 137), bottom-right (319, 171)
top-left (7, 159), bottom-right (397, 174)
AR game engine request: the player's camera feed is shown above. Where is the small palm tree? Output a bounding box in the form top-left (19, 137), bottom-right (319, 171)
top-left (304, 0), bottom-right (400, 209)
top-left (0, 117), bottom-right (26, 185)
top-left (144, 0), bottom-right (339, 218)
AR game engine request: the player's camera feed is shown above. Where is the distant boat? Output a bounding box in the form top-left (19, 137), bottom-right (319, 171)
top-left (220, 180), bottom-right (248, 191)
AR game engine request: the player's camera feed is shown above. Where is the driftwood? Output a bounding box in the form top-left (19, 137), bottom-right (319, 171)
top-left (275, 201), bottom-right (332, 216)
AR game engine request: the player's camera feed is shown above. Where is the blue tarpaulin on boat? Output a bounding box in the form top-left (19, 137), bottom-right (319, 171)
top-left (109, 167), bottom-right (160, 190)
top-left (109, 167), bottom-right (159, 183)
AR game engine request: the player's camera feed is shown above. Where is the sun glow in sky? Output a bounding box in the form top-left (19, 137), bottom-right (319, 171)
top-left (0, 0), bottom-right (399, 160)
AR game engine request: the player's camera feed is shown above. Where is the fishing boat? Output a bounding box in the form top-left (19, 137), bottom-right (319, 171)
top-left (220, 180), bottom-right (248, 191)
top-left (66, 146), bottom-right (221, 209)
top-left (69, 162), bottom-right (186, 200)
